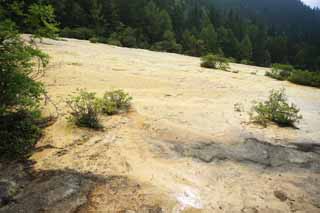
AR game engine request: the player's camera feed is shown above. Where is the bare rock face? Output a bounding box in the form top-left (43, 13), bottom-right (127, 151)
top-left (0, 179), bottom-right (18, 207)
top-left (1, 38), bottom-right (320, 212)
top-left (174, 138), bottom-right (320, 172)
top-left (0, 172), bottom-right (93, 213)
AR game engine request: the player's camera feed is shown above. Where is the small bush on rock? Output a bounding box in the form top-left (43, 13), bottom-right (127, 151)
top-left (60, 27), bottom-right (95, 40)
top-left (100, 90), bottom-right (132, 115)
top-left (67, 90), bottom-right (102, 129)
top-left (250, 89), bottom-right (302, 127)
top-left (89, 37), bottom-right (99, 43)
top-left (266, 64), bottom-right (295, 80)
top-left (288, 70), bottom-right (320, 88)
top-left (201, 54), bottom-right (229, 70)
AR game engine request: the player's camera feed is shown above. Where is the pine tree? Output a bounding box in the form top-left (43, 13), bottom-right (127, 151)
top-left (90, 0), bottom-right (105, 35)
top-left (200, 15), bottom-right (219, 54)
top-left (239, 35), bottom-right (253, 60)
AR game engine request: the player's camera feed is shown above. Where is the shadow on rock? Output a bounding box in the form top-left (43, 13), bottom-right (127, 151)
top-left (173, 138), bottom-right (320, 173)
top-left (0, 161), bottom-right (163, 213)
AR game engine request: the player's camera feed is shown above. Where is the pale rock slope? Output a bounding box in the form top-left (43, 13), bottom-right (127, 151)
top-left (1, 38), bottom-right (320, 213)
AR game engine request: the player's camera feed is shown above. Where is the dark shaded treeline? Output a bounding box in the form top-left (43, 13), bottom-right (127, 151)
top-left (3, 0), bottom-right (320, 71)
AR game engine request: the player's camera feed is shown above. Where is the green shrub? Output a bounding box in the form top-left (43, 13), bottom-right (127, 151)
top-left (151, 31), bottom-right (182, 53)
top-left (60, 27), bottom-right (95, 40)
top-left (100, 90), bottom-right (132, 115)
top-left (201, 54), bottom-right (230, 70)
top-left (266, 63), bottom-right (295, 80)
top-left (227, 57), bottom-right (237, 63)
top-left (66, 90), bottom-right (102, 129)
top-left (119, 27), bottom-right (137, 48)
top-left (107, 39), bottom-right (123, 47)
top-left (0, 111), bottom-right (42, 159)
top-left (106, 32), bottom-right (123, 46)
top-left (250, 89), bottom-right (302, 127)
top-left (89, 37), bottom-right (99, 43)
top-left (0, 20), bottom-right (48, 115)
top-left (26, 4), bottom-right (59, 40)
top-left (288, 70), bottom-right (320, 88)
top-left (0, 4), bottom-right (58, 160)
top-left (240, 59), bottom-right (253, 65)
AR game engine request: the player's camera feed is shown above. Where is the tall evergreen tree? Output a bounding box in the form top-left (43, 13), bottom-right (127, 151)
top-left (239, 35), bottom-right (253, 60)
top-left (200, 14), bottom-right (219, 54)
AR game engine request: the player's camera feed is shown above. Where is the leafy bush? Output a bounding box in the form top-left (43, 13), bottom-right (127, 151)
top-left (0, 3), bottom-right (59, 160)
top-left (60, 27), bottom-right (95, 40)
top-left (151, 31), bottom-right (182, 53)
top-left (89, 37), bottom-right (99, 43)
top-left (0, 111), bottom-right (42, 159)
top-left (26, 4), bottom-right (59, 40)
top-left (107, 32), bottom-right (123, 46)
top-left (67, 90), bottom-right (102, 129)
top-left (100, 90), bottom-right (132, 115)
top-left (288, 70), bottom-right (320, 88)
top-left (240, 59), bottom-right (253, 65)
top-left (107, 39), bottom-right (122, 47)
top-left (119, 27), bottom-right (137, 48)
top-left (266, 63), bottom-right (295, 80)
top-left (250, 89), bottom-right (302, 127)
top-left (201, 54), bottom-right (230, 70)
top-left (265, 63), bottom-right (320, 88)
top-left (0, 20), bottom-right (48, 115)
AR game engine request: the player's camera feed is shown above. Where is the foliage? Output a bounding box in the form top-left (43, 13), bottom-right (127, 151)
top-left (182, 31), bottom-right (205, 56)
top-left (89, 37), bottom-right (99, 43)
top-left (240, 59), bottom-right (253, 65)
top-left (60, 27), bottom-right (95, 40)
top-left (107, 39), bottom-right (123, 47)
top-left (265, 64), bottom-right (320, 88)
top-left (250, 89), bottom-right (302, 127)
top-left (107, 32), bottom-right (123, 46)
top-left (0, 20), bottom-right (48, 115)
top-left (152, 30), bottom-right (182, 53)
top-left (201, 54), bottom-right (230, 70)
top-left (26, 4), bottom-right (59, 40)
top-left (266, 64), bottom-right (295, 80)
top-left (239, 35), bottom-right (253, 61)
top-left (0, 110), bottom-right (42, 159)
top-left (100, 90), bottom-right (132, 115)
top-left (288, 70), bottom-right (320, 88)
top-left (119, 27), bottom-right (137, 47)
top-left (66, 90), bottom-right (102, 129)
top-left (0, 2), bottom-right (59, 160)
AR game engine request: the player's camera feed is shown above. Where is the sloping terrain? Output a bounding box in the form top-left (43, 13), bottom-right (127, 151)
top-left (1, 38), bottom-right (320, 213)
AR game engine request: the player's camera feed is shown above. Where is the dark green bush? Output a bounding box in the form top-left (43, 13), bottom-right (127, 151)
top-left (265, 63), bottom-right (320, 88)
top-left (201, 54), bottom-right (230, 70)
top-left (266, 63), bottom-right (295, 80)
top-left (67, 90), bottom-right (102, 129)
top-left (100, 90), bottom-right (132, 115)
top-left (0, 111), bottom-right (42, 159)
top-left (288, 70), bottom-right (320, 88)
top-left (0, 20), bottom-right (48, 115)
top-left (120, 27), bottom-right (137, 48)
top-left (89, 37), bottom-right (99, 43)
top-left (0, 3), bottom-right (58, 160)
top-left (240, 59), bottom-right (253, 65)
top-left (107, 39), bottom-right (123, 47)
top-left (60, 27), bottom-right (95, 40)
top-left (151, 31), bottom-right (182, 53)
top-left (107, 32), bottom-right (123, 46)
top-left (250, 89), bottom-right (302, 127)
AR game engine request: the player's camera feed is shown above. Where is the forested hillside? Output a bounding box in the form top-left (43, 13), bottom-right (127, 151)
top-left (2, 0), bottom-right (320, 71)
